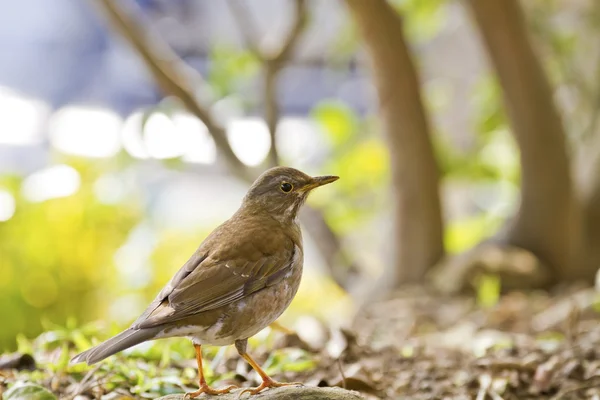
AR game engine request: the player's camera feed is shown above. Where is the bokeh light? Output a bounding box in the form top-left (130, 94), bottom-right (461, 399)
top-left (49, 106), bottom-right (122, 158)
top-left (227, 118), bottom-right (271, 166)
top-left (0, 87), bottom-right (49, 146)
top-left (21, 165), bottom-right (81, 202)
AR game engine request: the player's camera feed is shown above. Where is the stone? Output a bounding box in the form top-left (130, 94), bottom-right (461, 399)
top-left (156, 386), bottom-right (364, 400)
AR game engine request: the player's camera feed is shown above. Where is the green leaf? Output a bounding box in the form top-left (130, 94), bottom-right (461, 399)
top-left (445, 214), bottom-right (502, 254)
top-left (390, 0), bottom-right (447, 42)
top-left (475, 273), bottom-right (501, 309)
top-left (208, 45), bottom-right (260, 97)
top-left (311, 100), bottom-right (359, 146)
top-left (4, 382), bottom-right (57, 400)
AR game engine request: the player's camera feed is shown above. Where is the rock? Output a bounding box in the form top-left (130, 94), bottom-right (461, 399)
top-left (0, 353), bottom-right (36, 371)
top-left (156, 386), bottom-right (363, 400)
top-left (3, 382), bottom-right (57, 400)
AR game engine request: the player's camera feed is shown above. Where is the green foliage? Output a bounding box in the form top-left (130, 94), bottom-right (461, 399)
top-left (262, 348), bottom-right (316, 375)
top-left (435, 74), bottom-right (518, 184)
top-left (4, 322), bottom-right (316, 399)
top-left (0, 161), bottom-right (142, 350)
top-left (475, 273), bottom-right (501, 309)
top-left (310, 101), bottom-right (388, 234)
top-left (471, 75), bottom-right (508, 140)
top-left (4, 382), bottom-right (56, 400)
top-left (312, 101), bottom-right (359, 147)
top-left (390, 0), bottom-right (447, 42)
top-left (8, 322), bottom-right (201, 397)
top-left (526, 0), bottom-right (600, 141)
top-left (445, 214), bottom-right (503, 254)
top-left (208, 45), bottom-right (260, 98)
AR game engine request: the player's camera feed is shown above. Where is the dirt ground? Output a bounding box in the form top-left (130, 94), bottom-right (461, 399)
top-left (1, 285), bottom-right (600, 399)
top-left (268, 285), bottom-right (600, 399)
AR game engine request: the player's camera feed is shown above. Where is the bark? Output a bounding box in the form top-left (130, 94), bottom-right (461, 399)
top-left (344, 0), bottom-right (445, 284)
top-left (582, 159), bottom-right (600, 279)
top-left (466, 0), bottom-right (588, 282)
top-left (580, 67), bottom-right (600, 279)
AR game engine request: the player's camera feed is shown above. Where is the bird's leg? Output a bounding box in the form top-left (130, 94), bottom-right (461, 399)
top-left (235, 339), bottom-right (302, 396)
top-left (184, 344), bottom-right (238, 398)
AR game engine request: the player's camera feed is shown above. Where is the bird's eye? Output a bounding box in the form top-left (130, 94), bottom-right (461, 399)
top-left (280, 182), bottom-right (293, 193)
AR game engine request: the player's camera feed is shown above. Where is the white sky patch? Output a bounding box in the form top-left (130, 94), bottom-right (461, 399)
top-left (121, 111), bottom-right (149, 159)
top-left (173, 112), bottom-right (216, 164)
top-left (227, 118), bottom-right (271, 167)
top-left (22, 165), bottom-right (80, 202)
top-left (94, 174), bottom-right (127, 205)
top-left (143, 112), bottom-right (184, 159)
top-left (0, 190), bottom-right (16, 221)
top-left (276, 117), bottom-right (323, 165)
top-left (0, 87), bottom-right (50, 146)
top-left (49, 106), bottom-right (122, 158)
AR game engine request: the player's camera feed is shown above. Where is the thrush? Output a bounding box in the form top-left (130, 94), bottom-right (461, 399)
top-left (71, 166), bottom-right (338, 397)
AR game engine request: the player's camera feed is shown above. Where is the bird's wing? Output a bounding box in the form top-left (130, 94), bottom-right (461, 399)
top-left (133, 232), bottom-right (298, 329)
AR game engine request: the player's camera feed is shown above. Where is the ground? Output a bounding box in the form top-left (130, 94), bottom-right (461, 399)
top-left (1, 284), bottom-right (599, 399)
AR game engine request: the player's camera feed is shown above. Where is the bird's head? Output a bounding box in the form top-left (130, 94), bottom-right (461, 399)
top-left (241, 166), bottom-right (338, 222)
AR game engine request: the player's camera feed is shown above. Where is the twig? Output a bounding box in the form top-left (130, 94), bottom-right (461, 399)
top-left (94, 0), bottom-right (359, 291)
top-left (224, 3), bottom-right (361, 286)
top-left (227, 0), bottom-right (308, 167)
top-left (337, 358), bottom-right (347, 389)
top-left (95, 0), bottom-right (251, 180)
top-left (269, 0), bottom-right (308, 66)
top-left (550, 376), bottom-right (600, 400)
top-left (476, 374), bottom-right (491, 400)
top-left (225, 0), bottom-right (261, 56)
top-left (71, 364), bottom-right (100, 395)
top-left (489, 391), bottom-right (505, 400)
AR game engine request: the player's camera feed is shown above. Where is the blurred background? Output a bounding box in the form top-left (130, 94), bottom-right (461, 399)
top-left (1, 0), bottom-right (599, 353)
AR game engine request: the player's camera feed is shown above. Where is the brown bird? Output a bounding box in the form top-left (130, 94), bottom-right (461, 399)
top-left (71, 167), bottom-right (338, 397)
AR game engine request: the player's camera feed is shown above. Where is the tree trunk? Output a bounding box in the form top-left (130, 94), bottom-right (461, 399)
top-left (345, 0), bottom-right (445, 285)
top-left (466, 0), bottom-right (587, 282)
top-left (581, 153), bottom-right (600, 281)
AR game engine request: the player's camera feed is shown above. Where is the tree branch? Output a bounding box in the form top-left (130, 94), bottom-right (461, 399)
top-left (225, 0), bottom-right (261, 56)
top-left (95, 0), bottom-right (360, 291)
top-left (227, 0), bottom-right (308, 167)
top-left (263, 67), bottom-right (281, 167)
top-left (96, 0), bottom-right (251, 180)
top-left (224, 1), bottom-right (361, 288)
top-left (269, 0), bottom-right (308, 67)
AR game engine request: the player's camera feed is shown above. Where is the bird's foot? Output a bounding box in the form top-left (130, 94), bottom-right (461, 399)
top-left (238, 378), bottom-right (303, 397)
top-left (185, 383), bottom-right (238, 398)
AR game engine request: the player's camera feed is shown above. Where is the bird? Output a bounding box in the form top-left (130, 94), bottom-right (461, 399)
top-left (71, 166), bottom-right (339, 397)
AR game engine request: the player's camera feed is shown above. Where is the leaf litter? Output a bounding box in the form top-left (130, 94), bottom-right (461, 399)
top-left (1, 284), bottom-right (600, 399)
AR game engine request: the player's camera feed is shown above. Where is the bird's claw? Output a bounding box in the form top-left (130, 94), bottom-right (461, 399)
top-left (185, 384), bottom-right (238, 398)
top-left (237, 379), bottom-right (303, 397)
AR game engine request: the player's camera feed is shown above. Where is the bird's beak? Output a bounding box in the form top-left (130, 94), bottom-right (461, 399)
top-left (300, 175), bottom-right (339, 192)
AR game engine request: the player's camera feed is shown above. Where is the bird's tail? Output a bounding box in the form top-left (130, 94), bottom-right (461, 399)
top-left (70, 327), bottom-right (161, 365)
